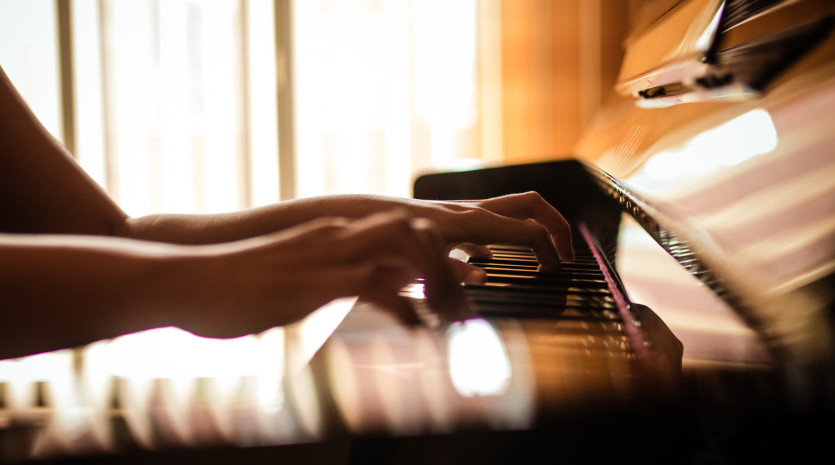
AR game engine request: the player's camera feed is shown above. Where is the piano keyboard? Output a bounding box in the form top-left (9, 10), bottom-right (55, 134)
top-left (458, 223), bottom-right (657, 373)
top-left (466, 244), bottom-right (617, 316)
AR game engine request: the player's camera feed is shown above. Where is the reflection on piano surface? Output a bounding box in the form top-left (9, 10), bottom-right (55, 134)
top-left (2, 0), bottom-right (835, 462)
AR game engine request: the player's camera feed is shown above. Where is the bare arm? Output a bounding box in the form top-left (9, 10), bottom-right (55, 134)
top-left (0, 211), bottom-right (468, 360)
top-left (0, 65), bottom-right (127, 236)
top-left (122, 192), bottom-right (574, 264)
top-left (1, 64), bottom-right (572, 264)
top-left (0, 234), bottom-right (193, 358)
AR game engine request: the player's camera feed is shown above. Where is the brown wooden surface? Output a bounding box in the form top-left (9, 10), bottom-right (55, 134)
top-left (498, 0), bottom-right (628, 162)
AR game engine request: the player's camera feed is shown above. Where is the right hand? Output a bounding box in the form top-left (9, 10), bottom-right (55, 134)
top-left (182, 210), bottom-right (473, 338)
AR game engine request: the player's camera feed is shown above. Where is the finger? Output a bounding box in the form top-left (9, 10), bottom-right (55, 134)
top-left (336, 211), bottom-right (472, 323)
top-left (323, 256), bottom-right (428, 328)
top-left (448, 257), bottom-right (487, 284)
top-left (449, 212), bottom-right (562, 271)
top-left (477, 192), bottom-right (574, 261)
top-left (451, 243), bottom-right (493, 259)
top-left (408, 217), bottom-right (474, 322)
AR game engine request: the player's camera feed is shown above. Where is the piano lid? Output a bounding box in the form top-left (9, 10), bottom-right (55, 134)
top-left (616, 0), bottom-right (835, 107)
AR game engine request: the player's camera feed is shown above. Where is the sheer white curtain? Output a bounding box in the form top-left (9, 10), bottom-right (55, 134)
top-left (292, 0), bottom-right (480, 199)
top-left (0, 0), bottom-right (481, 213)
top-left (78, 0), bottom-right (280, 216)
top-left (0, 0), bottom-right (63, 143)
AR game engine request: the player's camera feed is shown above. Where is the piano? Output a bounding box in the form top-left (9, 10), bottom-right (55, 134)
top-left (1, 0), bottom-right (833, 463)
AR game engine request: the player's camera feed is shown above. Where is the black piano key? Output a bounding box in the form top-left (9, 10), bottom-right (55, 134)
top-left (487, 244), bottom-right (595, 258)
top-left (480, 278), bottom-right (608, 293)
top-left (478, 252), bottom-right (600, 267)
top-left (464, 284), bottom-right (616, 310)
top-left (477, 268), bottom-right (608, 286)
top-left (461, 240), bottom-right (621, 320)
top-left (472, 260), bottom-right (603, 274)
top-left (469, 300), bottom-right (619, 320)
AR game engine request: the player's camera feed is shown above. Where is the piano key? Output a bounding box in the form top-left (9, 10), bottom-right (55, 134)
top-left (470, 303), bottom-right (621, 322)
top-left (476, 269), bottom-right (608, 288)
top-left (464, 284), bottom-right (617, 311)
top-left (458, 236), bottom-right (626, 322)
top-left (472, 261), bottom-right (604, 275)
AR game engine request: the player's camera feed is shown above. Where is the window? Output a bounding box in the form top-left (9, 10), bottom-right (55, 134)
top-left (0, 0), bottom-right (482, 216)
top-left (292, 0), bottom-right (481, 199)
top-left (0, 0), bottom-right (63, 142)
top-left (79, 0), bottom-right (279, 215)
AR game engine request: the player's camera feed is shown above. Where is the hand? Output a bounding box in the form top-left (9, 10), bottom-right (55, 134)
top-left (407, 191), bottom-right (574, 271)
top-left (125, 192), bottom-right (573, 274)
top-left (183, 210), bottom-right (473, 337)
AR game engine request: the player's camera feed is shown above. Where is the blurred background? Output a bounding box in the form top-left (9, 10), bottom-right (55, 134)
top-left (0, 0), bottom-right (632, 217)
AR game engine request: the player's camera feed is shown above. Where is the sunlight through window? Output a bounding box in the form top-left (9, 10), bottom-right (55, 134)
top-left (293, 0), bottom-right (479, 199)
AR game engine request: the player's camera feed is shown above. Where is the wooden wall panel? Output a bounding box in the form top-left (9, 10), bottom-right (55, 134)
top-left (499, 0), bottom-right (628, 162)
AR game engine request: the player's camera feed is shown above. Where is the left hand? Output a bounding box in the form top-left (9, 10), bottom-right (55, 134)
top-left (406, 191), bottom-right (574, 274)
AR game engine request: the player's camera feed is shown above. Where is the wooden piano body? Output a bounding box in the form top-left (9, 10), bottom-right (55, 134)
top-left (2, 0), bottom-right (834, 462)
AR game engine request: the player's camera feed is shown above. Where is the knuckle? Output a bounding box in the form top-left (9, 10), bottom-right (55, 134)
top-left (311, 216), bottom-right (351, 233)
top-left (462, 206), bottom-right (490, 222)
top-left (409, 217), bottom-right (436, 232)
top-left (520, 191), bottom-right (544, 203)
top-left (356, 211), bottom-right (413, 238)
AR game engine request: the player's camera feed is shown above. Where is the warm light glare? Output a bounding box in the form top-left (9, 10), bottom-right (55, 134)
top-left (447, 318), bottom-right (511, 397)
top-left (105, 327), bottom-right (261, 379)
top-left (402, 282), bottom-right (426, 300)
top-left (695, 1), bottom-right (724, 52)
top-left (0, 351), bottom-right (72, 383)
top-left (0, 351), bottom-right (74, 412)
top-left (292, 297), bottom-right (357, 368)
top-left (255, 327), bottom-right (286, 417)
top-left (636, 108), bottom-right (778, 188)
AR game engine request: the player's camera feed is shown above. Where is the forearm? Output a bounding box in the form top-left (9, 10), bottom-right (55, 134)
top-left (120, 194), bottom-right (427, 244)
top-left (119, 193), bottom-right (573, 267)
top-left (0, 65), bottom-right (127, 236)
top-left (0, 235), bottom-right (207, 359)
